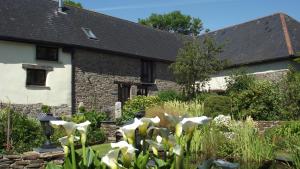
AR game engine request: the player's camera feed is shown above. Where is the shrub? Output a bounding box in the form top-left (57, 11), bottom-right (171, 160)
top-left (117, 96), bottom-right (161, 125)
top-left (280, 69), bottom-right (300, 120)
top-left (226, 70), bottom-right (255, 93)
top-left (230, 80), bottom-right (282, 120)
top-left (157, 90), bottom-right (183, 102)
top-left (0, 108), bottom-right (45, 153)
top-left (204, 95), bottom-right (232, 117)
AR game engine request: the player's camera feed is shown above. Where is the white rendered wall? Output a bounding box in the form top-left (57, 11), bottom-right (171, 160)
top-left (199, 60), bottom-right (292, 91)
top-left (0, 40), bottom-right (72, 106)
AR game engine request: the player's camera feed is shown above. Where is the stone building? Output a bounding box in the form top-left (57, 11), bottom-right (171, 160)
top-left (0, 0), bottom-right (299, 115)
top-left (0, 0), bottom-right (182, 115)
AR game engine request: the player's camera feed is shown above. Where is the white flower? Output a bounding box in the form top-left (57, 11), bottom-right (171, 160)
top-left (156, 135), bottom-right (163, 143)
top-left (76, 121), bottom-right (91, 134)
top-left (111, 141), bottom-right (137, 154)
top-left (172, 144), bottom-right (182, 156)
top-left (101, 149), bottom-right (120, 169)
top-left (176, 116), bottom-right (211, 137)
top-left (139, 116), bottom-right (160, 136)
top-left (140, 116), bottom-right (160, 124)
top-left (50, 120), bottom-right (77, 136)
top-left (58, 136), bottom-right (80, 146)
top-left (118, 118), bottom-right (143, 143)
top-left (214, 115), bottom-right (231, 128)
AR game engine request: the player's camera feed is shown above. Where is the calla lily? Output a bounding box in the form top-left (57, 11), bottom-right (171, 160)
top-left (175, 116), bottom-right (211, 137)
top-left (58, 136), bottom-right (80, 157)
top-left (76, 120), bottom-right (91, 166)
top-left (101, 149), bottom-right (120, 169)
top-left (111, 141), bottom-right (137, 154)
top-left (146, 140), bottom-right (164, 156)
top-left (76, 120), bottom-right (91, 144)
top-left (50, 120), bottom-right (77, 136)
top-left (139, 116), bottom-right (160, 136)
top-left (111, 141), bottom-right (137, 167)
top-left (172, 144), bottom-right (182, 156)
top-left (118, 118), bottom-right (143, 144)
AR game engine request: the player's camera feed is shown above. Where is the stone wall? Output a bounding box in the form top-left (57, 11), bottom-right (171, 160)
top-left (0, 102), bottom-right (71, 118)
top-left (0, 151), bottom-right (64, 169)
top-left (73, 49), bottom-right (180, 115)
top-left (256, 121), bottom-right (284, 133)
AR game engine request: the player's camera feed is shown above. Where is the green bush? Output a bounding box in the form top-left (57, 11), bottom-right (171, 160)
top-left (203, 95), bottom-right (232, 117)
top-left (226, 70), bottom-right (255, 94)
top-left (230, 80), bottom-right (282, 120)
top-left (280, 69), bottom-right (300, 120)
top-left (0, 108), bottom-right (45, 153)
top-left (117, 96), bottom-right (161, 125)
top-left (157, 90), bottom-right (183, 102)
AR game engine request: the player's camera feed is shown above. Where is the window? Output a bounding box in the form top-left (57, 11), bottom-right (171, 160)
top-left (82, 27), bottom-right (98, 40)
top-left (36, 46), bottom-right (58, 61)
top-left (26, 69), bottom-right (47, 86)
top-left (141, 60), bottom-right (154, 83)
top-left (118, 84), bottom-right (131, 104)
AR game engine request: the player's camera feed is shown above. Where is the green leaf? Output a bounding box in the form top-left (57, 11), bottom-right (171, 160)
top-left (46, 162), bottom-right (63, 169)
top-left (136, 153), bottom-right (150, 169)
top-left (86, 147), bottom-right (95, 167)
top-left (154, 158), bottom-right (169, 168)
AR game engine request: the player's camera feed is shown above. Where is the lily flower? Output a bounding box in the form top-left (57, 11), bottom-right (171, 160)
top-left (111, 141), bottom-right (137, 167)
top-left (111, 141), bottom-right (137, 154)
top-left (118, 118), bottom-right (143, 144)
top-left (139, 116), bottom-right (160, 137)
top-left (58, 136), bottom-right (80, 157)
top-left (76, 121), bottom-right (91, 144)
top-left (176, 116), bottom-right (211, 137)
top-left (50, 120), bottom-right (77, 136)
top-left (101, 149), bottom-right (120, 169)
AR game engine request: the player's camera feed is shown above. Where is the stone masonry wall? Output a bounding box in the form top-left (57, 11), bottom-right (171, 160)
top-left (73, 49), bottom-right (180, 115)
top-left (0, 102), bottom-right (71, 118)
top-left (0, 151), bottom-right (64, 169)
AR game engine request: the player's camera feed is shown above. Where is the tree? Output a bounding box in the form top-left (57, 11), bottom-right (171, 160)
top-left (138, 11), bottom-right (203, 36)
top-left (65, 0), bottom-right (83, 8)
top-left (170, 37), bottom-right (224, 98)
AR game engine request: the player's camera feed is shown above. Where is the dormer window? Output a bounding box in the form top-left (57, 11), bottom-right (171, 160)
top-left (82, 27), bottom-right (98, 40)
top-left (36, 46), bottom-right (58, 61)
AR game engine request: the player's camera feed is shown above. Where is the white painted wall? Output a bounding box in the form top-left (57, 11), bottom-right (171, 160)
top-left (199, 60), bottom-right (292, 91)
top-left (0, 40), bottom-right (72, 106)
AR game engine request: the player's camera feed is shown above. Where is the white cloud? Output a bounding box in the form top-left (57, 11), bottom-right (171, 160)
top-left (94, 0), bottom-right (237, 11)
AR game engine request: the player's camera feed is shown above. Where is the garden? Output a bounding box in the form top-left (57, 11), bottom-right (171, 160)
top-left (1, 68), bottom-right (300, 169)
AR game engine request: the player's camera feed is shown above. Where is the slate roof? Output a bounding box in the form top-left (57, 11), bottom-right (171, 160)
top-left (206, 13), bottom-right (300, 66)
top-left (0, 0), bottom-right (299, 65)
top-left (0, 0), bottom-right (183, 62)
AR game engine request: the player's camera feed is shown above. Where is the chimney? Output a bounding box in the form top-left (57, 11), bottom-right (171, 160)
top-left (58, 0), bottom-right (64, 12)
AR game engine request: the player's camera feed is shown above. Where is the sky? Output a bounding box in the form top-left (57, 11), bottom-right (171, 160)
top-left (75, 0), bottom-right (300, 31)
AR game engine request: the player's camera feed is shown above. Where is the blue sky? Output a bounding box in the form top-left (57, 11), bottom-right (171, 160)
top-left (75, 0), bottom-right (300, 31)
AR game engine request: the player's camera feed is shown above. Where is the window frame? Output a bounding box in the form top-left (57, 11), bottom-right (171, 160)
top-left (81, 27), bottom-right (98, 40)
top-left (26, 68), bottom-right (47, 87)
top-left (36, 46), bottom-right (59, 61)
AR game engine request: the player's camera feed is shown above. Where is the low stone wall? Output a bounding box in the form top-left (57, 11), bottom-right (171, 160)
top-left (101, 122), bottom-right (119, 143)
top-left (256, 121), bottom-right (284, 133)
top-left (0, 103), bottom-right (71, 118)
top-left (0, 151), bottom-right (64, 169)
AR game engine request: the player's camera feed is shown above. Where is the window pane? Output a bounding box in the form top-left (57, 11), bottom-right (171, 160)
top-left (26, 69), bottom-right (46, 86)
top-left (36, 46), bottom-right (58, 61)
